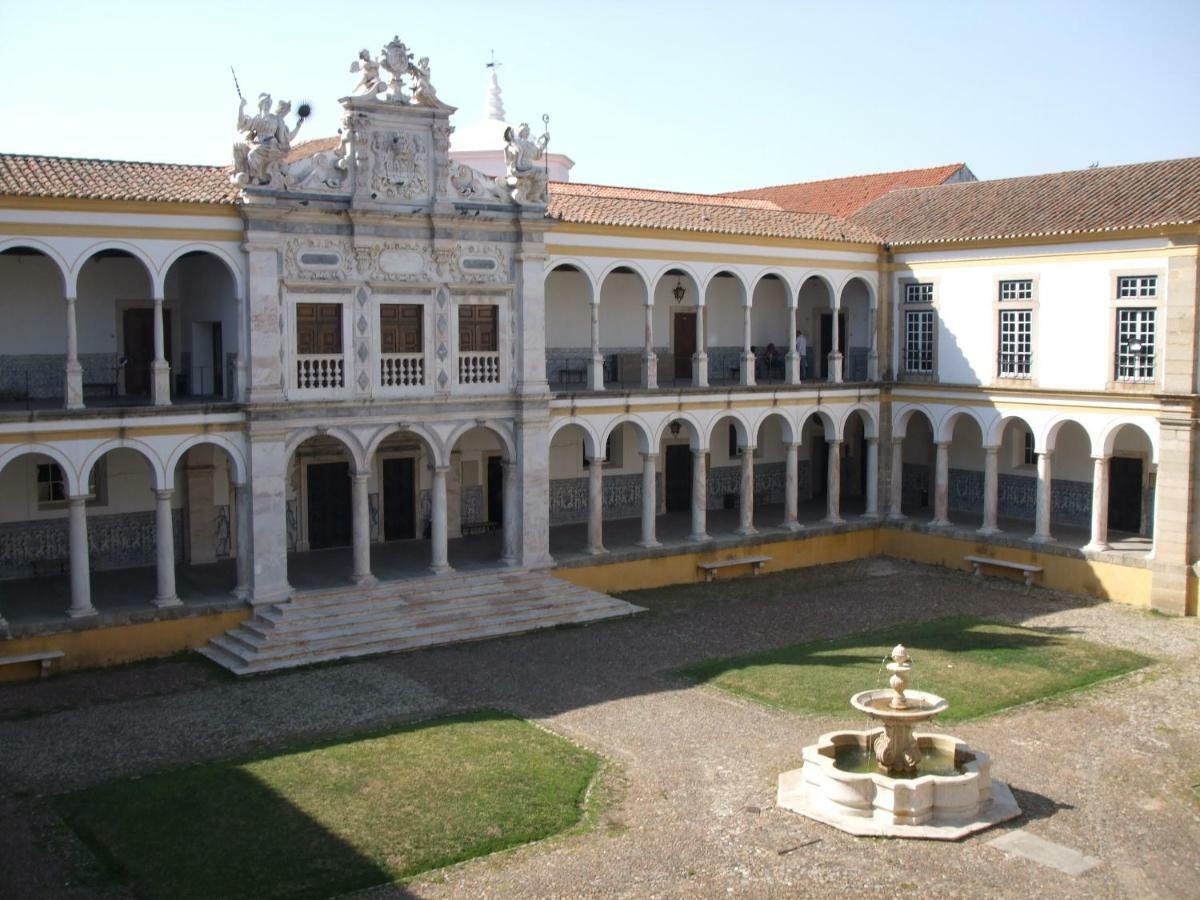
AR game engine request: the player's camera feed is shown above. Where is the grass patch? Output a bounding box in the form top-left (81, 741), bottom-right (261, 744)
top-left (680, 616), bottom-right (1151, 724)
top-left (58, 710), bottom-right (599, 900)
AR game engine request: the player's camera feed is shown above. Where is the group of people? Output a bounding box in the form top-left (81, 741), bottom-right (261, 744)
top-left (751, 331), bottom-right (810, 381)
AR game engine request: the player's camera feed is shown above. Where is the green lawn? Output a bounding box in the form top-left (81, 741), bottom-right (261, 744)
top-left (681, 616), bottom-right (1151, 724)
top-left (59, 710), bottom-right (600, 900)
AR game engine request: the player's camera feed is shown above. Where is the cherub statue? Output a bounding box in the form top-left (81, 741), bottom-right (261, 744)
top-left (349, 48), bottom-right (385, 97)
top-left (497, 122), bottom-right (550, 204)
top-left (380, 36), bottom-right (413, 103)
top-left (231, 92), bottom-right (302, 187)
top-left (409, 56), bottom-right (451, 110)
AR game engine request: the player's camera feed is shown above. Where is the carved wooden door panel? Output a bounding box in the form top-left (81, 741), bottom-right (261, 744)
top-left (380, 304), bottom-right (423, 353)
top-left (459, 305), bottom-right (498, 351)
top-left (296, 303), bottom-right (343, 354)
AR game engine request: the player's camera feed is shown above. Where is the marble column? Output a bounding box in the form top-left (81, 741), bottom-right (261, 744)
top-left (638, 452), bottom-right (660, 548)
top-left (736, 447), bottom-right (757, 535)
top-left (232, 482), bottom-right (250, 600)
top-left (978, 448), bottom-right (1000, 536)
top-left (786, 304), bottom-right (801, 384)
top-left (1085, 456), bottom-right (1110, 551)
top-left (501, 459), bottom-right (519, 565)
top-left (887, 438), bottom-right (905, 520)
top-left (151, 292), bottom-right (171, 406)
top-left (829, 306), bottom-right (843, 383)
top-left (66, 495), bottom-right (95, 618)
top-left (588, 301), bottom-right (604, 391)
top-left (826, 439), bottom-right (844, 524)
top-left (864, 437), bottom-right (880, 519)
top-left (642, 302), bottom-right (657, 389)
top-left (1032, 450), bottom-right (1053, 543)
top-left (587, 456), bottom-right (606, 554)
top-left (693, 305), bottom-right (709, 388)
top-left (741, 303), bottom-right (756, 386)
top-left (783, 441), bottom-right (802, 530)
top-left (350, 472), bottom-right (375, 585)
top-left (931, 441), bottom-right (951, 527)
top-left (64, 294), bottom-right (83, 409)
top-left (153, 489), bottom-right (181, 607)
top-left (690, 449), bottom-right (710, 541)
top-left (429, 464), bottom-right (452, 573)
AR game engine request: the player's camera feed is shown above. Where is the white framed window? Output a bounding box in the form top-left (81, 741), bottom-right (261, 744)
top-left (37, 461), bottom-right (103, 509)
top-left (999, 279), bottom-right (1033, 301)
top-left (1023, 430), bottom-right (1036, 466)
top-left (904, 282), bottom-right (933, 304)
top-left (1117, 275), bottom-right (1157, 298)
top-left (1115, 308), bottom-right (1156, 382)
top-left (998, 309), bottom-right (1033, 378)
top-left (904, 310), bottom-right (935, 373)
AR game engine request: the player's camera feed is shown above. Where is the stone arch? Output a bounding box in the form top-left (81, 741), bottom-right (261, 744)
top-left (81, 438), bottom-right (167, 492)
top-left (651, 261), bottom-right (704, 294)
top-left (361, 422), bottom-right (443, 469)
top-left (165, 433), bottom-right (249, 485)
top-left (798, 271), bottom-right (838, 304)
top-left (893, 403), bottom-right (938, 440)
top-left (1043, 417), bottom-right (1096, 457)
top-left (936, 407), bottom-right (990, 445)
top-left (752, 409), bottom-right (798, 445)
top-left (986, 413), bottom-right (1038, 451)
top-left (653, 413), bottom-right (707, 450)
top-left (548, 418), bottom-right (601, 459)
top-left (701, 267), bottom-right (750, 299)
top-left (837, 273), bottom-right (877, 308)
top-left (0, 443), bottom-right (80, 495)
top-left (597, 260), bottom-right (652, 290)
top-left (838, 404), bottom-right (879, 440)
top-left (0, 239), bottom-right (71, 292)
top-left (70, 241), bottom-right (158, 296)
top-left (445, 419), bottom-right (516, 462)
top-left (160, 244), bottom-right (246, 298)
top-left (749, 267), bottom-right (795, 300)
top-left (285, 426), bottom-right (366, 472)
top-left (1098, 418), bottom-right (1158, 463)
top-left (600, 415), bottom-right (653, 456)
top-left (798, 406), bottom-right (839, 438)
top-left (709, 410), bottom-right (754, 449)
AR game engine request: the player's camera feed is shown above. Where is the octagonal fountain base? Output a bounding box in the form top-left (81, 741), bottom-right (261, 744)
top-left (777, 728), bottom-right (1022, 840)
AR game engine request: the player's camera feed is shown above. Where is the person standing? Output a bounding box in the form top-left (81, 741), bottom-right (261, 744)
top-left (796, 330), bottom-right (808, 380)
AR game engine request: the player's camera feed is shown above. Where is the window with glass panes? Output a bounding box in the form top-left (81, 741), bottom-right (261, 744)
top-left (1117, 276), bottom-right (1157, 298)
top-left (998, 309), bottom-right (1032, 377)
top-left (904, 283), bottom-right (933, 304)
top-left (904, 309), bottom-right (935, 373)
top-left (999, 279), bottom-right (1033, 301)
top-left (1115, 308), bottom-right (1155, 381)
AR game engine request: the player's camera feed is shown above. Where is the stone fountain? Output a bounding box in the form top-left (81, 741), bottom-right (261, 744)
top-left (776, 644), bottom-right (1021, 839)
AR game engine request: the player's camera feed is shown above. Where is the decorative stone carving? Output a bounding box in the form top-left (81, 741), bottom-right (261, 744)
top-left (380, 36), bottom-right (414, 103)
top-left (498, 122), bottom-right (550, 205)
top-left (454, 244), bottom-right (510, 282)
top-left (231, 93), bottom-right (306, 188)
top-left (353, 241), bottom-right (434, 282)
top-left (410, 57), bottom-right (452, 110)
top-left (449, 162), bottom-right (505, 201)
top-left (371, 131), bottom-right (428, 201)
top-left (349, 48), bottom-right (386, 98)
top-left (284, 239), bottom-right (355, 281)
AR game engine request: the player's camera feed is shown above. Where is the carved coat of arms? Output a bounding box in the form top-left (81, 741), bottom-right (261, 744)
top-left (371, 131), bottom-right (428, 201)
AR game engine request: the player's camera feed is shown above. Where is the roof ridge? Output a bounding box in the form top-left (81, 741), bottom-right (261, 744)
top-left (0, 151), bottom-right (227, 171)
top-left (877, 155), bottom-right (1200, 196)
top-left (722, 163), bottom-right (965, 195)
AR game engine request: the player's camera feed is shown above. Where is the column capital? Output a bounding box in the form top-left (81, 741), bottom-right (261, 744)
top-left (691, 447), bottom-right (708, 457)
top-left (351, 470), bottom-right (371, 483)
top-left (786, 441), bottom-right (803, 451)
top-left (68, 493), bottom-right (90, 505)
top-left (154, 488), bottom-right (175, 501)
top-left (1037, 449), bottom-right (1053, 459)
top-left (65, 294), bottom-right (77, 304)
top-left (865, 436), bottom-right (879, 445)
top-left (826, 437), bottom-right (843, 447)
top-left (428, 463), bottom-right (451, 474)
top-left (934, 440), bottom-right (951, 449)
top-left (738, 445), bottom-right (757, 455)
top-left (983, 445), bottom-right (1000, 455)
top-left (641, 451), bottom-right (659, 462)
top-left (1091, 455), bottom-right (1110, 464)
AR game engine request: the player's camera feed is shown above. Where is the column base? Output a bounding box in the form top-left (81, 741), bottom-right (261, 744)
top-left (642, 353), bottom-right (658, 390)
top-left (250, 583), bottom-right (295, 606)
top-left (66, 605), bottom-right (98, 619)
top-left (782, 520), bottom-right (804, 531)
top-left (231, 586), bottom-right (251, 602)
top-left (735, 526), bottom-right (758, 536)
top-left (501, 555), bottom-right (519, 567)
top-left (65, 361), bottom-right (84, 410)
top-left (824, 516), bottom-right (845, 526)
top-left (1029, 533), bottom-right (1053, 545)
top-left (589, 355), bottom-right (605, 391)
top-left (827, 352), bottom-right (843, 384)
top-left (636, 539), bottom-right (661, 549)
top-left (1082, 542), bottom-right (1109, 554)
top-left (151, 360), bottom-right (171, 407)
top-left (860, 512), bottom-right (881, 521)
top-left (929, 518), bottom-right (952, 529)
top-left (351, 573), bottom-right (378, 587)
top-left (153, 594), bottom-right (183, 609)
top-left (692, 352), bottom-right (709, 388)
top-left (741, 352), bottom-right (756, 386)
top-left (689, 532), bottom-right (711, 543)
top-left (977, 526), bottom-right (1001, 537)
top-left (429, 563), bottom-right (454, 575)
top-left (886, 512), bottom-right (907, 522)
top-left (587, 545), bottom-right (608, 556)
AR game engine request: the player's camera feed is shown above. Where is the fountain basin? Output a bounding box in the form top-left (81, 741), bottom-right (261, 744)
top-left (850, 689), bottom-right (949, 720)
top-left (777, 728), bottom-right (1022, 840)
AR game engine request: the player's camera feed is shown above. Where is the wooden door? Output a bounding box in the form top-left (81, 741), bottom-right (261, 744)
top-left (664, 444), bottom-right (692, 513)
top-left (296, 303), bottom-right (343, 354)
top-left (818, 313), bottom-right (846, 379)
top-left (1107, 457), bottom-right (1143, 534)
top-left (673, 312), bottom-right (696, 381)
top-left (380, 304), bottom-right (423, 353)
top-left (487, 455), bottom-right (504, 525)
top-left (123, 309), bottom-right (170, 395)
top-left (459, 305), bottom-right (498, 351)
top-left (382, 457), bottom-right (416, 541)
top-left (306, 461), bottom-right (352, 549)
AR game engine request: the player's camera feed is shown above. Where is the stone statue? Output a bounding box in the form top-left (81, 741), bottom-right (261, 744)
top-left (349, 48), bottom-right (385, 97)
top-left (231, 92), bottom-right (304, 188)
top-left (380, 36), bottom-right (413, 103)
top-left (410, 56), bottom-right (451, 110)
top-left (498, 123), bottom-right (550, 205)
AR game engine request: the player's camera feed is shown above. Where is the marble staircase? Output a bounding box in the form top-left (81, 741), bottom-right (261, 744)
top-left (198, 570), bottom-right (645, 675)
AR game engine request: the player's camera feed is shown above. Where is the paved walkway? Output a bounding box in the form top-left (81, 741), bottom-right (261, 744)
top-left (1, 560), bottom-right (1194, 898)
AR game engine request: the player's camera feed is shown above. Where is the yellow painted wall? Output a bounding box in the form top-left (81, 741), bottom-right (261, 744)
top-left (0, 609), bottom-right (248, 683)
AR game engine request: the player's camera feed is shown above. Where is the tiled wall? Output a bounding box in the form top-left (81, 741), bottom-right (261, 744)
top-left (0, 510), bottom-right (184, 579)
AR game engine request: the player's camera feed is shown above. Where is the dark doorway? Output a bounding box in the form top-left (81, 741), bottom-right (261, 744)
top-left (1108, 457), bottom-right (1143, 533)
top-left (664, 444), bottom-right (692, 513)
top-left (673, 312), bottom-right (696, 381)
top-left (813, 432), bottom-right (828, 498)
top-left (306, 461), bottom-right (352, 549)
top-left (211, 322), bottom-right (224, 396)
top-left (382, 457), bottom-right (416, 541)
top-left (486, 455), bottom-right (504, 526)
top-left (123, 309), bottom-right (172, 395)
top-left (818, 312), bottom-right (846, 380)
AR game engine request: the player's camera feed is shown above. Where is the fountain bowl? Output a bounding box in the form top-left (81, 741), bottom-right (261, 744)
top-left (849, 688), bottom-right (949, 721)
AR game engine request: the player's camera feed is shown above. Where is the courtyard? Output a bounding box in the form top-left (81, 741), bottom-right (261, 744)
top-left (1, 559), bottom-right (1197, 898)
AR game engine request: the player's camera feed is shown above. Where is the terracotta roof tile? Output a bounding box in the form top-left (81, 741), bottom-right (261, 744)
top-left (547, 181), bottom-right (879, 243)
top-left (851, 156), bottom-right (1200, 245)
top-left (0, 153), bottom-right (238, 205)
top-left (721, 164), bottom-right (970, 217)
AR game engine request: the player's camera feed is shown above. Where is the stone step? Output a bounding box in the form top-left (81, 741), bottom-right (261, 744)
top-left (212, 601), bottom-right (639, 675)
top-left (219, 596), bottom-right (630, 662)
top-left (284, 571), bottom-right (517, 610)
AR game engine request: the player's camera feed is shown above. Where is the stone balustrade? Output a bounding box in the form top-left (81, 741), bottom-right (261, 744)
top-left (296, 354), bottom-right (345, 390)
top-left (380, 353), bottom-right (425, 388)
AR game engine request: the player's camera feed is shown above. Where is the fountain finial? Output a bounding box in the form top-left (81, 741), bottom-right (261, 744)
top-left (886, 643), bottom-right (913, 710)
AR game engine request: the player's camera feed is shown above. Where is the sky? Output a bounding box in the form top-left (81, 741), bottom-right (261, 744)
top-left (1, 0), bottom-right (1198, 193)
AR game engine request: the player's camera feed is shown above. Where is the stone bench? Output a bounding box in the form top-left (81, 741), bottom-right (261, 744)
top-left (460, 520), bottom-right (500, 537)
top-left (0, 650), bottom-right (65, 678)
top-left (698, 555), bottom-right (772, 582)
top-left (964, 555), bottom-right (1042, 587)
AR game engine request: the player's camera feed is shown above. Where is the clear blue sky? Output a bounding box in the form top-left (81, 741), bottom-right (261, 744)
top-left (1, 0), bottom-right (1197, 192)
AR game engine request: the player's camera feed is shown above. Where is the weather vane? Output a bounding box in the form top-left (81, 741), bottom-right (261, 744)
top-left (486, 50), bottom-right (502, 70)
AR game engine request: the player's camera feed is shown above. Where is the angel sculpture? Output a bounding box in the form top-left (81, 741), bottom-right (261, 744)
top-left (349, 49), bottom-right (385, 97)
top-left (409, 57), bottom-right (452, 110)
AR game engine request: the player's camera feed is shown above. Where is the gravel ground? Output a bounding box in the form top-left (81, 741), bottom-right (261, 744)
top-left (1, 558), bottom-right (1197, 899)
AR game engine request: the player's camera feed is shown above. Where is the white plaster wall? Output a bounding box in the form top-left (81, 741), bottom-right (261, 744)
top-left (598, 273), bottom-right (647, 347)
top-left (545, 269), bottom-right (591, 347)
top-left (0, 255), bottom-right (66, 354)
top-left (705, 276), bottom-right (743, 346)
top-left (751, 279), bottom-right (790, 347)
top-left (77, 256), bottom-right (155, 356)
